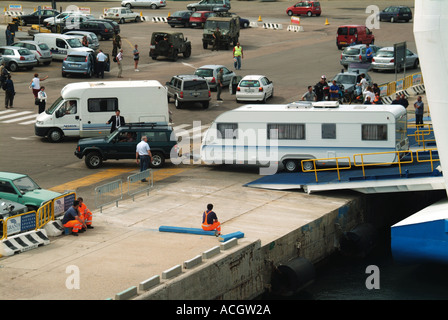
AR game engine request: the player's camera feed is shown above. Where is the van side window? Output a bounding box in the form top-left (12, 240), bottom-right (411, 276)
top-left (268, 124), bottom-right (305, 140)
top-left (362, 124), bottom-right (387, 141)
top-left (217, 123), bottom-right (238, 139)
top-left (322, 123), bottom-right (336, 139)
top-left (88, 98), bottom-right (119, 112)
top-left (56, 39), bottom-right (67, 48)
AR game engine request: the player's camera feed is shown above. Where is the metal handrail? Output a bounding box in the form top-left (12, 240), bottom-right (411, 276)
top-left (415, 148), bottom-right (439, 172)
top-left (301, 157), bottom-right (351, 182)
top-left (353, 150), bottom-right (413, 177)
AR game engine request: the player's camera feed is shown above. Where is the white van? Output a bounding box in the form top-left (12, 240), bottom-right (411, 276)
top-left (64, 31), bottom-right (100, 51)
top-left (35, 80), bottom-right (170, 142)
top-left (200, 101), bottom-right (409, 173)
top-left (33, 33), bottom-right (93, 60)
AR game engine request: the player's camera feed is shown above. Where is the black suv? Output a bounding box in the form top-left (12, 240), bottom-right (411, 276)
top-left (379, 6), bottom-right (412, 23)
top-left (74, 123), bottom-right (179, 169)
top-left (68, 20), bottom-right (117, 40)
top-left (149, 32), bottom-right (191, 61)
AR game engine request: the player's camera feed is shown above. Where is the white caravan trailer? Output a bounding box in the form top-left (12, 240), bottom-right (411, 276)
top-left (35, 80), bottom-right (170, 142)
top-left (200, 101), bottom-right (409, 172)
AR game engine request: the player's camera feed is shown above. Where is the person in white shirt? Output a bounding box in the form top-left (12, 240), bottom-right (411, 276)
top-left (363, 86), bottom-right (375, 103)
top-left (96, 49), bottom-right (107, 79)
top-left (136, 136), bottom-right (153, 181)
top-left (116, 49), bottom-right (123, 78)
top-left (37, 86), bottom-right (47, 114)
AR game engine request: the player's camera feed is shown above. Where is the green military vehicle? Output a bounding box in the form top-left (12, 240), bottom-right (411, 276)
top-left (149, 31), bottom-right (192, 61)
top-left (202, 14), bottom-right (240, 50)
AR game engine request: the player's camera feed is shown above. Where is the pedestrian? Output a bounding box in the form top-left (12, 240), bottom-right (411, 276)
top-left (372, 83), bottom-right (381, 96)
top-left (82, 35), bottom-right (89, 47)
top-left (329, 80), bottom-right (339, 101)
top-left (414, 95), bottom-right (424, 126)
top-left (373, 92), bottom-right (383, 104)
top-left (363, 86), bottom-right (375, 103)
top-left (77, 197), bottom-right (94, 229)
top-left (216, 67), bottom-right (223, 101)
top-left (37, 86), bottom-right (47, 114)
top-left (4, 74), bottom-right (14, 109)
top-left (212, 27), bottom-right (221, 51)
top-left (112, 31), bottom-right (121, 58)
top-left (136, 135), bottom-right (153, 181)
top-left (364, 96), bottom-right (372, 104)
top-left (106, 109), bottom-right (125, 133)
top-left (0, 62), bottom-right (9, 89)
top-left (30, 73), bottom-right (48, 99)
top-left (116, 49), bottom-right (123, 78)
top-left (301, 85), bottom-right (317, 102)
top-left (233, 42), bottom-right (243, 70)
top-left (133, 44), bottom-right (140, 72)
top-left (314, 75), bottom-right (328, 101)
top-left (201, 203), bottom-right (221, 236)
top-left (96, 49), bottom-right (107, 79)
top-left (365, 43), bottom-right (373, 63)
top-left (5, 25), bottom-right (14, 45)
top-left (62, 200), bottom-right (86, 237)
top-left (391, 94), bottom-right (402, 105)
top-left (357, 73), bottom-right (368, 93)
top-left (400, 93), bottom-right (409, 109)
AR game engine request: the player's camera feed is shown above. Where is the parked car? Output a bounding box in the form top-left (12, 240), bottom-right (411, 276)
top-left (236, 75), bottom-right (274, 103)
top-left (43, 12), bottom-right (92, 27)
top-left (64, 30), bottom-right (100, 50)
top-left (60, 14), bottom-right (96, 30)
top-left (0, 198), bottom-right (28, 220)
top-left (12, 40), bottom-right (52, 66)
top-left (75, 124), bottom-right (178, 169)
top-left (336, 25), bottom-right (375, 49)
top-left (89, 19), bottom-right (120, 35)
top-left (166, 74), bottom-right (211, 109)
top-left (371, 47), bottom-right (419, 72)
top-left (340, 44), bottom-right (381, 68)
top-left (69, 20), bottom-right (115, 41)
top-left (18, 9), bottom-right (60, 26)
top-left (286, 1), bottom-right (322, 17)
top-left (62, 51), bottom-right (110, 78)
top-left (229, 13), bottom-right (250, 28)
top-left (194, 65), bottom-right (235, 91)
top-left (104, 7), bottom-right (141, 24)
top-left (189, 11), bottom-right (213, 28)
top-left (187, 0), bottom-right (230, 12)
top-left (149, 31), bottom-right (191, 61)
top-left (379, 6), bottom-right (412, 23)
top-left (0, 46), bottom-right (38, 72)
top-left (0, 172), bottom-right (62, 211)
top-left (168, 10), bottom-right (193, 28)
top-left (330, 68), bottom-right (372, 98)
top-left (121, 0), bottom-right (167, 9)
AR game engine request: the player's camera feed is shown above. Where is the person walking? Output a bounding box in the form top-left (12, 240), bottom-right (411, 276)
top-left (314, 75), bottom-right (328, 101)
top-left (5, 25), bottom-right (14, 45)
top-left (116, 49), bottom-right (123, 78)
top-left (30, 73), bottom-right (48, 99)
top-left (414, 95), bottom-right (424, 126)
top-left (106, 109), bottom-right (125, 133)
top-left (329, 80), bottom-right (339, 101)
top-left (62, 200), bottom-right (86, 237)
top-left (201, 203), bottom-right (221, 236)
top-left (112, 31), bottom-right (121, 58)
top-left (216, 67), bottom-right (223, 101)
top-left (4, 74), bottom-right (14, 109)
top-left (212, 27), bottom-right (221, 51)
top-left (365, 43), bottom-right (373, 63)
top-left (133, 44), bottom-right (140, 72)
top-left (136, 135), bottom-right (153, 181)
top-left (96, 49), bottom-right (107, 79)
top-left (301, 86), bottom-right (317, 101)
top-left (37, 86), bottom-right (47, 114)
top-left (77, 197), bottom-right (94, 229)
top-left (233, 42), bottom-right (243, 70)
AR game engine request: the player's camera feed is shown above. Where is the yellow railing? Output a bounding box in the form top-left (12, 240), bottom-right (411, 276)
top-left (36, 200), bottom-right (53, 230)
top-left (407, 124), bottom-right (435, 150)
top-left (415, 148), bottom-right (439, 172)
top-left (301, 157), bottom-right (351, 182)
top-left (353, 150), bottom-right (413, 177)
top-left (1, 210), bottom-right (36, 241)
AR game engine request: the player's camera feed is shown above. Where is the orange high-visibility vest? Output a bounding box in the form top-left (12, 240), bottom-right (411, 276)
top-left (202, 210), bottom-right (212, 227)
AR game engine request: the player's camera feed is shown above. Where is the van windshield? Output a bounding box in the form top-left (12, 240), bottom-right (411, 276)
top-left (46, 96), bottom-right (63, 115)
top-left (67, 38), bottom-right (82, 48)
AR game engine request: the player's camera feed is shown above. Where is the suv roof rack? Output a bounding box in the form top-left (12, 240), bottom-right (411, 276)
top-left (125, 122), bottom-right (167, 128)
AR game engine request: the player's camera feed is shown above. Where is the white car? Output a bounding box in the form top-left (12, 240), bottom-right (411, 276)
top-left (104, 7), bottom-right (141, 23)
top-left (194, 65), bottom-right (236, 91)
top-left (121, 0), bottom-right (167, 9)
top-left (44, 12), bottom-right (93, 27)
top-left (236, 75), bottom-right (274, 103)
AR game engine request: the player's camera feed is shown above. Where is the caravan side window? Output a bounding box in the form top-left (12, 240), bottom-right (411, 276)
top-left (217, 123), bottom-right (238, 139)
top-left (362, 124), bottom-right (387, 141)
top-left (322, 123), bottom-right (336, 139)
top-left (88, 98), bottom-right (119, 112)
top-left (268, 123), bottom-right (305, 140)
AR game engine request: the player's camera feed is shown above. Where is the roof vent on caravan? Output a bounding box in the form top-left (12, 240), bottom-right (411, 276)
top-left (313, 101), bottom-right (339, 108)
top-left (287, 101), bottom-right (313, 109)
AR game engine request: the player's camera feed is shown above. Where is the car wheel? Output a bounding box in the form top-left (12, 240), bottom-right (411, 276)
top-left (135, 16), bottom-right (141, 23)
top-left (413, 59), bottom-right (420, 69)
top-left (150, 4), bottom-right (157, 9)
top-left (287, 10), bottom-right (293, 16)
top-left (183, 46), bottom-right (191, 58)
top-left (125, 3), bottom-right (132, 9)
top-left (172, 49), bottom-right (179, 61)
top-left (307, 11), bottom-right (312, 17)
top-left (8, 62), bottom-right (18, 72)
top-left (150, 152), bottom-right (165, 168)
top-left (174, 96), bottom-right (182, 109)
top-left (202, 101), bottom-right (209, 109)
top-left (243, 21), bottom-right (249, 28)
top-left (48, 128), bottom-right (64, 143)
top-left (202, 41), bottom-right (208, 49)
top-left (261, 94), bottom-right (267, 104)
top-left (85, 152), bottom-right (103, 169)
top-left (97, 34), bottom-right (103, 41)
top-left (390, 17), bottom-right (395, 23)
top-left (62, 71), bottom-right (66, 77)
top-left (284, 160), bottom-right (298, 173)
top-left (120, 18), bottom-right (125, 24)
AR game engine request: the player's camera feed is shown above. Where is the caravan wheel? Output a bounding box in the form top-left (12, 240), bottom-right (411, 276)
top-left (284, 160), bottom-right (298, 173)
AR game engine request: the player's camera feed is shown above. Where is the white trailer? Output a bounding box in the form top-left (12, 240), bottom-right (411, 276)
top-left (35, 80), bottom-right (170, 142)
top-left (200, 101), bottom-right (409, 173)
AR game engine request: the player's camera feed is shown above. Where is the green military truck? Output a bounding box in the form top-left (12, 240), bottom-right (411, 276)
top-left (202, 14), bottom-right (240, 50)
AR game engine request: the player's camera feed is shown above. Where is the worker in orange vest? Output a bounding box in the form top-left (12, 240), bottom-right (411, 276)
top-left (62, 200), bottom-right (86, 236)
top-left (78, 197), bottom-right (94, 229)
top-left (202, 203), bottom-right (221, 236)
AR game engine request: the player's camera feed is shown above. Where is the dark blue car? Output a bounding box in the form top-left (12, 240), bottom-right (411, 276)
top-left (379, 6), bottom-right (412, 23)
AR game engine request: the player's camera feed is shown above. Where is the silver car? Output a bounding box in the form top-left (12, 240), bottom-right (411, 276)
top-left (0, 46), bottom-right (38, 72)
top-left (371, 47), bottom-right (420, 71)
top-left (194, 65), bottom-right (235, 91)
top-left (340, 44), bottom-right (381, 68)
top-left (121, 0), bottom-right (167, 9)
top-left (166, 74), bottom-right (211, 109)
top-left (12, 40), bottom-right (52, 66)
top-left (64, 31), bottom-right (100, 50)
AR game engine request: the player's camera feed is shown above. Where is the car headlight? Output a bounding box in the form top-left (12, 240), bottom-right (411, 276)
top-left (36, 121), bottom-right (44, 125)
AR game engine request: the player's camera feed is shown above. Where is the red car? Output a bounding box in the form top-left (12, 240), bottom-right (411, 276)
top-left (286, 1), bottom-right (321, 17)
top-left (336, 25), bottom-right (375, 49)
top-left (189, 11), bottom-right (213, 28)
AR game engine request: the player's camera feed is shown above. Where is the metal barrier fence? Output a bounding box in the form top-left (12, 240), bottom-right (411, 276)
top-left (353, 150), bottom-right (413, 177)
top-left (379, 72), bottom-right (423, 97)
top-left (416, 148), bottom-right (439, 172)
top-left (301, 157), bottom-right (352, 182)
top-left (127, 169), bottom-right (154, 200)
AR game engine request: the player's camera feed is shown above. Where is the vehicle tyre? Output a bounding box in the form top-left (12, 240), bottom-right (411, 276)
top-left (284, 160), bottom-right (298, 173)
top-left (174, 96), bottom-right (182, 109)
top-left (302, 160), bottom-right (314, 171)
top-left (261, 94), bottom-right (267, 104)
top-left (170, 24), bottom-right (175, 28)
top-left (287, 10), bottom-right (293, 16)
top-left (150, 152), bottom-right (165, 168)
top-left (48, 128), bottom-right (64, 143)
top-left (413, 58), bottom-right (419, 69)
top-left (135, 16), bottom-right (141, 23)
top-left (202, 101), bottom-right (209, 109)
top-left (158, 40), bottom-right (169, 51)
top-left (390, 17), bottom-right (395, 23)
top-left (87, 68), bottom-right (94, 78)
top-left (125, 3), bottom-right (132, 9)
top-left (183, 46), bottom-right (191, 58)
top-left (8, 62), bottom-right (18, 72)
top-left (243, 21), bottom-right (249, 28)
top-left (191, 7), bottom-right (197, 12)
top-left (85, 152), bottom-right (103, 169)
top-left (152, 56), bottom-right (157, 60)
top-left (44, 61), bottom-right (51, 66)
top-left (120, 18), bottom-right (125, 24)
top-left (151, 4), bottom-right (157, 9)
top-left (307, 11), bottom-right (312, 17)
top-left (26, 205), bottom-right (38, 212)
top-left (270, 88), bottom-right (274, 99)
top-left (172, 49), bottom-right (179, 61)
top-left (62, 71), bottom-right (66, 77)
top-left (202, 41), bottom-right (208, 49)
top-left (97, 34), bottom-right (103, 41)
